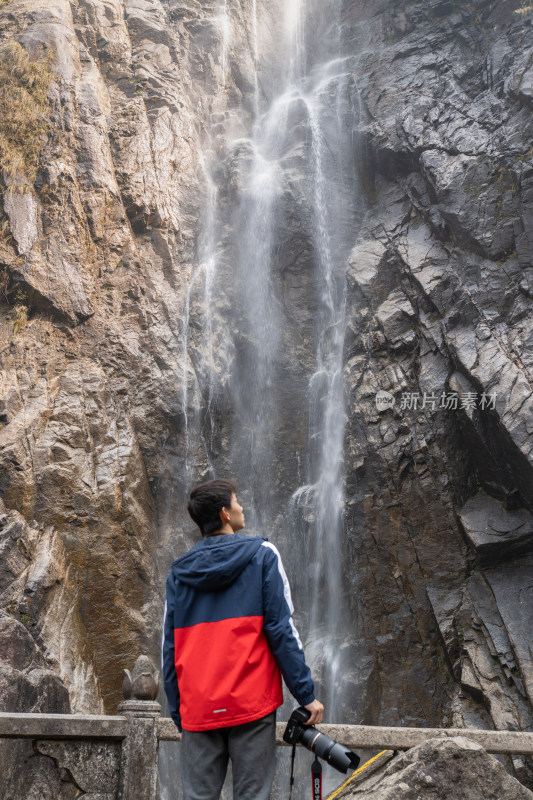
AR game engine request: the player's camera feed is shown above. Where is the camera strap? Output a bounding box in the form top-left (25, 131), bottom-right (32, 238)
top-left (311, 756), bottom-right (322, 800)
top-left (287, 747), bottom-right (322, 800)
top-left (288, 744), bottom-right (296, 800)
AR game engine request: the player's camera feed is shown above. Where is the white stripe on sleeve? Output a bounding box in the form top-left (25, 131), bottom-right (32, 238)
top-left (262, 540), bottom-right (303, 649)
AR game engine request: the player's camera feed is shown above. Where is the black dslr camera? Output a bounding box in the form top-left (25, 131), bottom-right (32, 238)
top-left (283, 707), bottom-right (360, 774)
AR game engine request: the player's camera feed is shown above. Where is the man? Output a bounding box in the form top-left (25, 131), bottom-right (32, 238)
top-left (162, 478), bottom-right (324, 800)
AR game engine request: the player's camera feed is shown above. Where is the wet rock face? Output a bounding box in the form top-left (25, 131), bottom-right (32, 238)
top-left (344, 737), bottom-right (533, 800)
top-left (341, 0), bottom-right (533, 777)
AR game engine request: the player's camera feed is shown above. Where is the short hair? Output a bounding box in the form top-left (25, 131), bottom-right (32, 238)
top-left (187, 479), bottom-right (238, 537)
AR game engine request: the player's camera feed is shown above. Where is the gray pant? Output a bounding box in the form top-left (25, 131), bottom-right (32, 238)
top-left (180, 712), bottom-right (277, 800)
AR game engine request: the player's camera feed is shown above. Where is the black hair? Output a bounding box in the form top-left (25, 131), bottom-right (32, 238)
top-left (187, 479), bottom-right (238, 537)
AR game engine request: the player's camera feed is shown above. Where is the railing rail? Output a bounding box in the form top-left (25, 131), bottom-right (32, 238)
top-left (275, 723), bottom-right (533, 755)
top-left (2, 657), bottom-right (533, 799)
top-left (0, 712), bottom-right (127, 739)
top-left (3, 712), bottom-right (533, 755)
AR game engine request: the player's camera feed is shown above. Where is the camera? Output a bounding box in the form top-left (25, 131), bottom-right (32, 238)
top-left (283, 707), bottom-right (360, 774)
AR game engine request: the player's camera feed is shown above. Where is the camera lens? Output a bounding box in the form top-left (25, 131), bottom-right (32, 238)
top-left (299, 726), bottom-right (324, 752)
top-left (300, 729), bottom-right (360, 774)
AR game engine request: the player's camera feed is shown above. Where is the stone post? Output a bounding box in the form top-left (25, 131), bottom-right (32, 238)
top-left (117, 655), bottom-right (161, 800)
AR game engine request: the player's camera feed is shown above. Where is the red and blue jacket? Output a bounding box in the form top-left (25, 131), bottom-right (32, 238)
top-left (162, 533), bottom-right (315, 732)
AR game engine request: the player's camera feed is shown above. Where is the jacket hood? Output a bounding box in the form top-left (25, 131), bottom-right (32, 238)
top-left (172, 533), bottom-right (264, 591)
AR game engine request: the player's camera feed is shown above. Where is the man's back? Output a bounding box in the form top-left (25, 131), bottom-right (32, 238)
top-left (162, 479), bottom-right (323, 800)
top-left (163, 532), bottom-right (314, 732)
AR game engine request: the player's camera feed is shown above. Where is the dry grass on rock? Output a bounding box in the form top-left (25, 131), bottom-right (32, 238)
top-left (0, 41), bottom-right (54, 190)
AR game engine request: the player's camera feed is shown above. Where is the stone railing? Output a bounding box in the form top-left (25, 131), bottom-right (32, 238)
top-left (2, 655), bottom-right (533, 799)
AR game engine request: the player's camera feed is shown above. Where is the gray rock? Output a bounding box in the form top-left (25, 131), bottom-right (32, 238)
top-left (0, 612), bottom-right (46, 671)
top-left (458, 493), bottom-right (533, 566)
top-left (36, 740), bottom-right (121, 797)
top-left (486, 558), bottom-right (533, 710)
top-left (343, 737), bottom-right (533, 799)
top-left (374, 290), bottom-right (416, 350)
top-left (0, 662), bottom-right (73, 800)
top-left (3, 190), bottom-right (40, 255)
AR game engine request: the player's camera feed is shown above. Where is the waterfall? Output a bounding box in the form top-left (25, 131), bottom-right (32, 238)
top-left (180, 153), bottom-right (219, 483)
top-left (161, 0), bottom-right (362, 796)
top-left (288, 52), bottom-right (356, 720)
top-left (220, 0), bottom-right (230, 88)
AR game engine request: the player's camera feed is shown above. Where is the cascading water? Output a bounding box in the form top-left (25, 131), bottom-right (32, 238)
top-left (286, 50), bottom-right (358, 719)
top-left (160, 0), bottom-right (362, 796)
top-left (181, 156), bottom-right (219, 482)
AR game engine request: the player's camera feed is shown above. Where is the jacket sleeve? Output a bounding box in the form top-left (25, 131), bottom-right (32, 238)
top-left (261, 542), bottom-right (315, 706)
top-left (162, 573), bottom-right (182, 731)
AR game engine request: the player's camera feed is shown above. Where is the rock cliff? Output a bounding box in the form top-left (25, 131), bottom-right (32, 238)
top-left (0, 0), bottom-right (532, 793)
top-left (341, 0), bottom-right (533, 783)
